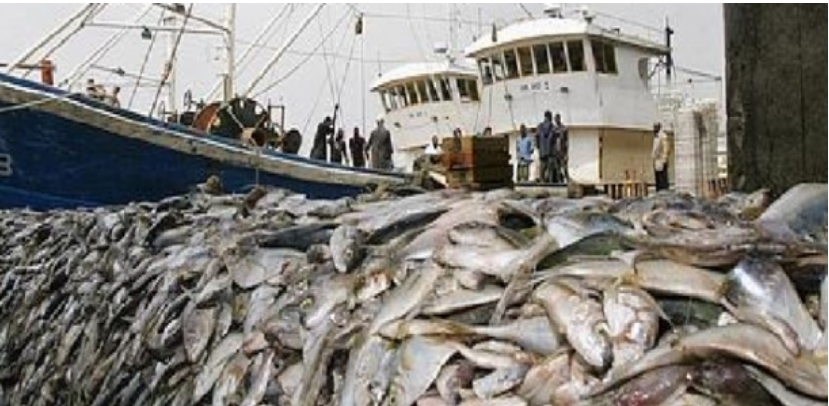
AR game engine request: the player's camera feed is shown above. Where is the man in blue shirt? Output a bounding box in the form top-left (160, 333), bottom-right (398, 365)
top-left (516, 124), bottom-right (533, 182)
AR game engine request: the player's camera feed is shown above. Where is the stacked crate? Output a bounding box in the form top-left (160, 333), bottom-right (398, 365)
top-left (441, 136), bottom-right (513, 190)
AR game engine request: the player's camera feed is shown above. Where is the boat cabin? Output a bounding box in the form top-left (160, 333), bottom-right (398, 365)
top-left (371, 61), bottom-right (481, 171)
top-left (464, 9), bottom-right (671, 185)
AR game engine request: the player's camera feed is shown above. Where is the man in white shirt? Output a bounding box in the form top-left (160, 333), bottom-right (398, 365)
top-left (424, 135), bottom-right (443, 155)
top-left (652, 122), bottom-right (671, 191)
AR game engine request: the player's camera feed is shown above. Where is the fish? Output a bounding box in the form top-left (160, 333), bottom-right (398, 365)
top-left (589, 323), bottom-right (827, 399)
top-left (211, 352), bottom-right (251, 406)
top-left (532, 279), bottom-right (612, 369)
top-left (603, 284), bottom-right (662, 368)
top-left (182, 305), bottom-right (217, 362)
top-left (386, 336), bottom-right (457, 406)
top-left (516, 350), bottom-right (572, 406)
top-left (330, 224), bottom-right (368, 273)
top-left (756, 183), bottom-right (828, 247)
top-left (472, 365), bottom-right (530, 400)
top-left (544, 211), bottom-right (633, 249)
top-left (722, 256), bottom-right (824, 351)
top-left (192, 333), bottom-right (244, 403)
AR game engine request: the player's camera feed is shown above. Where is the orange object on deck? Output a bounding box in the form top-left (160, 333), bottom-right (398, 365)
top-left (40, 60), bottom-right (55, 85)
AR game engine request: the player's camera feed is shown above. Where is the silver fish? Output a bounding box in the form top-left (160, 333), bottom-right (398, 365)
top-left (603, 284), bottom-right (661, 368)
top-left (211, 352), bottom-right (251, 406)
top-left (182, 305), bottom-right (217, 363)
top-left (590, 323), bottom-right (827, 399)
top-left (533, 279), bottom-right (612, 369)
top-left (723, 256), bottom-right (823, 351)
top-left (330, 224), bottom-right (368, 273)
top-left (472, 365), bottom-right (530, 400)
top-left (386, 336), bottom-right (458, 406)
top-left (192, 333), bottom-right (244, 403)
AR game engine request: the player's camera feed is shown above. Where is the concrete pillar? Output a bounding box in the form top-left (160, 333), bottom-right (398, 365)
top-left (725, 4), bottom-right (827, 195)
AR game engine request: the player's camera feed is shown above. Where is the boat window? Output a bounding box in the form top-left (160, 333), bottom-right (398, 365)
top-left (439, 76), bottom-right (453, 100)
top-left (379, 90), bottom-right (391, 111)
top-left (478, 59), bottom-right (494, 85)
top-left (516, 47), bottom-right (534, 77)
top-left (467, 79), bottom-right (480, 101)
top-left (532, 44), bottom-right (550, 75)
top-left (406, 82), bottom-right (420, 105)
top-left (458, 78), bottom-right (471, 101)
top-left (591, 40), bottom-right (618, 74)
top-left (550, 42), bottom-right (568, 73)
top-left (604, 42), bottom-right (617, 74)
top-left (491, 53), bottom-right (506, 81)
top-left (567, 40), bottom-right (586, 72)
top-left (503, 49), bottom-right (520, 80)
top-left (417, 80), bottom-right (431, 103)
top-left (592, 41), bottom-right (606, 73)
top-left (427, 78), bottom-right (440, 101)
top-left (396, 85), bottom-right (409, 107)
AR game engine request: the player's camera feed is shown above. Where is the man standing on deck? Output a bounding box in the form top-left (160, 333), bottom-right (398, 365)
top-left (310, 116), bottom-right (333, 161)
top-left (652, 122), bottom-right (671, 191)
top-left (349, 127), bottom-right (367, 168)
top-left (554, 113), bottom-right (569, 183)
top-left (536, 111), bottom-right (556, 183)
top-left (368, 117), bottom-right (394, 170)
top-left (516, 124), bottom-right (533, 182)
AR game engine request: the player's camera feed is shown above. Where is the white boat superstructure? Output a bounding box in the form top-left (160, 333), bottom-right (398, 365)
top-left (371, 60), bottom-right (481, 171)
top-left (373, 6), bottom-right (678, 186)
top-left (465, 7), bottom-right (669, 184)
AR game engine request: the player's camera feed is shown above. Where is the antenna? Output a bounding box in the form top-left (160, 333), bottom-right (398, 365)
top-left (665, 16), bottom-right (674, 82)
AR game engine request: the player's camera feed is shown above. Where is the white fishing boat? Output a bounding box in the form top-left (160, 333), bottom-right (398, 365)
top-left (371, 5), bottom-right (718, 189)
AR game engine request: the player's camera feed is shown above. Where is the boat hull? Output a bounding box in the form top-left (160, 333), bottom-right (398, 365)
top-left (0, 74), bottom-right (405, 210)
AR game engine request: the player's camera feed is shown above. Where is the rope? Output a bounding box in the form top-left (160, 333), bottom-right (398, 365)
top-left (128, 9), bottom-right (166, 109)
top-left (149, 3), bottom-right (194, 117)
top-left (333, 31), bottom-right (359, 125)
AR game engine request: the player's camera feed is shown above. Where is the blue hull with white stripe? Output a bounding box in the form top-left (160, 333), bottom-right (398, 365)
top-left (0, 73), bottom-right (405, 210)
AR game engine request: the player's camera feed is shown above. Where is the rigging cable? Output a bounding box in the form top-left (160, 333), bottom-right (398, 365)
top-left (128, 9), bottom-right (166, 109)
top-left (149, 3), bottom-right (194, 117)
top-left (250, 9), bottom-right (351, 99)
top-left (22, 4), bottom-right (108, 80)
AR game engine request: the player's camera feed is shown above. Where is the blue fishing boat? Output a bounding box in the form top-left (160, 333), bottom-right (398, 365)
top-left (0, 4), bottom-right (408, 210)
top-left (0, 72), bottom-right (406, 210)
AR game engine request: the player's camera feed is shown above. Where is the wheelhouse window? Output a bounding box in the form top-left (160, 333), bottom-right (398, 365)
top-left (457, 79), bottom-right (479, 102)
top-left (532, 44), bottom-right (550, 75)
top-left (567, 40), bottom-right (586, 72)
top-left (491, 53), bottom-right (506, 81)
top-left (478, 59), bottom-right (494, 85)
top-left (517, 47), bottom-right (534, 77)
top-left (396, 85), bottom-right (408, 108)
top-left (503, 49), bottom-right (520, 80)
top-left (467, 79), bottom-right (480, 101)
top-left (592, 40), bottom-right (618, 74)
top-left (439, 76), bottom-right (453, 100)
top-left (427, 78), bottom-right (440, 101)
top-left (550, 42), bottom-right (568, 73)
top-left (404, 83), bottom-right (418, 105)
top-left (380, 90), bottom-right (392, 111)
top-left (416, 80), bottom-right (430, 103)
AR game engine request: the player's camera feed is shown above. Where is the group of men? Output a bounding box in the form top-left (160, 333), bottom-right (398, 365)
top-left (516, 110), bottom-right (569, 184)
top-left (309, 117), bottom-right (394, 170)
top-left (85, 79), bottom-right (121, 108)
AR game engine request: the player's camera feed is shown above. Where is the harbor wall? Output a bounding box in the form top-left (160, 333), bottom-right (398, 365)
top-left (725, 4), bottom-right (827, 195)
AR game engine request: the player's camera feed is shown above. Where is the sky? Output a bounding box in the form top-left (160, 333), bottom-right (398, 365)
top-left (0, 3), bottom-right (724, 147)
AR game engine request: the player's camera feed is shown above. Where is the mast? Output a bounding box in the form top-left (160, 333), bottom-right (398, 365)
top-left (164, 14), bottom-right (177, 115)
top-left (223, 4), bottom-right (236, 102)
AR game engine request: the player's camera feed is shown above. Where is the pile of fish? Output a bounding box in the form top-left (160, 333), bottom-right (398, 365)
top-left (0, 182), bottom-right (826, 406)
